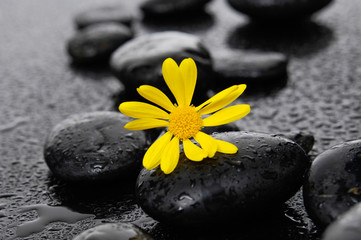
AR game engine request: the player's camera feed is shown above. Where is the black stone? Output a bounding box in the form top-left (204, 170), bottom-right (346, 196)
top-left (67, 23), bottom-right (132, 64)
top-left (202, 122), bottom-right (240, 135)
top-left (110, 31), bottom-right (213, 102)
top-left (44, 111), bottom-right (147, 182)
top-left (74, 6), bottom-right (133, 29)
top-left (227, 0), bottom-right (334, 21)
top-left (136, 131), bottom-right (309, 226)
top-left (274, 131), bottom-right (314, 153)
top-left (322, 201), bottom-right (361, 240)
top-left (213, 50), bottom-right (288, 83)
top-left (140, 0), bottom-right (211, 17)
top-left (303, 139), bottom-right (361, 228)
top-left (73, 222), bottom-right (154, 240)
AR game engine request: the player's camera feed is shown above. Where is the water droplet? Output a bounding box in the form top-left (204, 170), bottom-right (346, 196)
top-left (178, 193), bottom-right (194, 201)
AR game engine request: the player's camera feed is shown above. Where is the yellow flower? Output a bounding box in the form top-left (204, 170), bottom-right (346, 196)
top-left (119, 58), bottom-right (251, 174)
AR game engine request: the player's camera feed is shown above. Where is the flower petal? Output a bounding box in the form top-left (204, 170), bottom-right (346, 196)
top-left (124, 118), bottom-right (169, 130)
top-left (137, 85), bottom-right (175, 112)
top-left (197, 84), bottom-right (247, 115)
top-left (183, 139), bottom-right (208, 161)
top-left (143, 132), bottom-right (172, 170)
top-left (161, 137), bottom-right (180, 174)
top-left (179, 58), bottom-right (197, 106)
top-left (194, 131), bottom-right (218, 158)
top-left (215, 139), bottom-right (238, 154)
top-left (162, 58), bottom-right (185, 106)
top-left (119, 101), bottom-right (169, 119)
top-left (203, 104), bottom-right (251, 127)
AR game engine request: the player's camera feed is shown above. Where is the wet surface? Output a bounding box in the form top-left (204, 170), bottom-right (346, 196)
top-left (0, 0), bottom-right (360, 239)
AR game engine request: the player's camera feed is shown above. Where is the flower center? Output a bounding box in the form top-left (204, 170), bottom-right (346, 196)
top-left (168, 105), bottom-right (203, 140)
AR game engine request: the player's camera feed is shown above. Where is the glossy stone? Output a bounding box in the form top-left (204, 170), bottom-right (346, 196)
top-left (67, 23), bottom-right (132, 64)
top-left (213, 50), bottom-right (288, 83)
top-left (322, 201), bottom-right (361, 240)
top-left (141, 0), bottom-right (211, 17)
top-left (136, 131), bottom-right (309, 226)
top-left (44, 111), bottom-right (147, 182)
top-left (110, 31), bottom-right (213, 97)
top-left (227, 0), bottom-right (334, 20)
top-left (74, 6), bottom-right (133, 29)
top-left (303, 139), bottom-right (361, 227)
top-left (274, 131), bottom-right (314, 153)
top-left (73, 222), bottom-right (154, 240)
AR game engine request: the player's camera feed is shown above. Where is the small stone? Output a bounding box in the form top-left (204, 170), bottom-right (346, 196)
top-left (67, 23), bottom-right (133, 64)
top-left (73, 222), bottom-right (154, 240)
top-left (110, 31), bottom-right (213, 98)
top-left (303, 139), bottom-right (361, 227)
top-left (322, 201), bottom-right (361, 240)
top-left (227, 0), bottom-right (334, 20)
top-left (140, 0), bottom-right (211, 17)
top-left (213, 50), bottom-right (288, 84)
top-left (74, 6), bottom-right (133, 29)
top-left (136, 131), bottom-right (309, 226)
top-left (44, 111), bottom-right (147, 182)
top-left (274, 131), bottom-right (314, 153)
top-left (202, 122), bottom-right (240, 135)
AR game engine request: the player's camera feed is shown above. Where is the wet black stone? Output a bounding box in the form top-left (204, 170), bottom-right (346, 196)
top-left (322, 201), bottom-right (361, 240)
top-left (213, 50), bottom-right (288, 84)
top-left (202, 122), bottom-right (240, 135)
top-left (44, 111), bottom-right (147, 182)
top-left (303, 139), bottom-right (361, 228)
top-left (110, 31), bottom-right (213, 102)
top-left (226, 0), bottom-right (334, 21)
top-left (140, 0), bottom-right (211, 17)
top-left (274, 131), bottom-right (315, 153)
top-left (67, 23), bottom-right (133, 64)
top-left (136, 131), bottom-right (309, 226)
top-left (73, 222), bottom-right (154, 240)
top-left (74, 6), bottom-right (133, 29)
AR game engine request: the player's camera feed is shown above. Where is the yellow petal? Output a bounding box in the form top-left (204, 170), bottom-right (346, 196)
top-left (143, 132), bottom-right (172, 170)
top-left (215, 139), bottom-right (238, 154)
top-left (197, 84), bottom-right (247, 115)
top-left (137, 85), bottom-right (175, 112)
top-left (160, 137), bottom-right (180, 174)
top-left (124, 118), bottom-right (169, 130)
top-left (119, 102), bottom-right (169, 119)
top-left (162, 58), bottom-right (185, 106)
top-left (179, 58), bottom-right (197, 106)
top-left (183, 139), bottom-right (207, 161)
top-left (194, 132), bottom-right (218, 158)
top-left (203, 104), bottom-right (251, 127)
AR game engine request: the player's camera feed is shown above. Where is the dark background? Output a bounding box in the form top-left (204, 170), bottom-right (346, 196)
top-left (0, 0), bottom-right (360, 239)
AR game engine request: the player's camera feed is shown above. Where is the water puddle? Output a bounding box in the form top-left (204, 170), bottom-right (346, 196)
top-left (9, 204), bottom-right (94, 238)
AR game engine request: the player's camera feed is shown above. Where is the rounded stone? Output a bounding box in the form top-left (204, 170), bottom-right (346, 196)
top-left (227, 0), bottom-right (334, 21)
top-left (44, 111), bottom-right (147, 182)
top-left (140, 0), bottom-right (211, 17)
top-left (303, 139), bottom-right (361, 227)
top-left (74, 6), bottom-right (133, 29)
top-left (274, 131), bottom-right (314, 153)
top-left (322, 201), bottom-right (361, 240)
top-left (110, 31), bottom-right (213, 95)
top-left (67, 23), bottom-right (133, 63)
top-left (213, 50), bottom-right (288, 83)
top-left (67, 23), bottom-right (133, 64)
top-left (136, 131), bottom-right (309, 226)
top-left (73, 222), bottom-right (154, 240)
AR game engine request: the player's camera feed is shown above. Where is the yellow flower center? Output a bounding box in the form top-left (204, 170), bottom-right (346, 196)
top-left (168, 105), bottom-right (203, 140)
